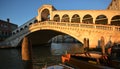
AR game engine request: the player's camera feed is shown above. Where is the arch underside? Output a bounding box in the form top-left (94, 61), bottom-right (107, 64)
top-left (24, 29), bottom-right (83, 46)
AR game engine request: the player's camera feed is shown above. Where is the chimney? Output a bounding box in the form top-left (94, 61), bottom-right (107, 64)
top-left (7, 18), bottom-right (10, 23)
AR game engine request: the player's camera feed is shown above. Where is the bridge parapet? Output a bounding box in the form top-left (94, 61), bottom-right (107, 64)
top-left (29, 21), bottom-right (120, 48)
top-left (6, 28), bottom-right (29, 41)
top-left (1, 21), bottom-right (120, 47)
top-left (0, 28), bottom-right (30, 47)
top-left (30, 21), bottom-right (120, 32)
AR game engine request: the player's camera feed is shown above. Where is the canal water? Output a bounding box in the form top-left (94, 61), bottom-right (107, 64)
top-left (0, 43), bottom-right (83, 69)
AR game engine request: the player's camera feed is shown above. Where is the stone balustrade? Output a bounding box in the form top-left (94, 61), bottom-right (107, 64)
top-left (0, 21), bottom-right (120, 47)
top-left (30, 21), bottom-right (120, 32)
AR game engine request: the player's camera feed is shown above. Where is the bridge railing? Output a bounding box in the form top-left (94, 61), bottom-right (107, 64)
top-left (0, 28), bottom-right (30, 46)
top-left (4, 28), bottom-right (29, 42)
top-left (115, 26), bottom-right (120, 31)
top-left (30, 21), bottom-right (120, 32)
top-left (5, 21), bottom-right (119, 42)
top-left (95, 25), bottom-right (113, 31)
top-left (1, 21), bottom-right (120, 46)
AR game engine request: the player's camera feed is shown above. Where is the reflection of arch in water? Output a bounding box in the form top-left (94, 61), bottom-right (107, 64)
top-left (51, 43), bottom-right (83, 55)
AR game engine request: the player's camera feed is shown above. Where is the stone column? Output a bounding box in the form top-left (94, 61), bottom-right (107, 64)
top-left (22, 36), bottom-right (33, 69)
top-left (108, 17), bottom-right (112, 25)
top-left (93, 17), bottom-right (96, 24)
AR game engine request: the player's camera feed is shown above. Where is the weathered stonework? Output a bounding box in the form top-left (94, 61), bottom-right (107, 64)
top-left (107, 0), bottom-right (120, 10)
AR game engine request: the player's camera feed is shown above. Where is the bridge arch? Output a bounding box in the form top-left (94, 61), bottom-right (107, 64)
top-left (82, 14), bottom-right (93, 24)
top-left (71, 14), bottom-right (80, 23)
top-left (2, 21), bottom-right (120, 48)
top-left (95, 15), bottom-right (108, 25)
top-left (16, 30), bottom-right (19, 33)
top-left (61, 14), bottom-right (70, 22)
top-left (24, 25), bottom-right (28, 29)
top-left (41, 9), bottom-right (50, 21)
top-left (29, 22), bottom-right (33, 26)
top-left (34, 19), bottom-right (38, 23)
top-left (111, 15), bottom-right (120, 26)
top-left (20, 28), bottom-right (23, 31)
top-left (24, 28), bottom-right (83, 46)
top-left (53, 14), bottom-right (60, 22)
top-left (12, 32), bottom-right (15, 35)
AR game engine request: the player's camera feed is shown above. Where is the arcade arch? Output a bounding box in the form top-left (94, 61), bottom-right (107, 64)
top-left (12, 32), bottom-right (15, 35)
top-left (82, 14), bottom-right (93, 24)
top-left (16, 30), bottom-right (19, 33)
top-left (34, 20), bottom-right (38, 23)
top-left (53, 14), bottom-right (60, 22)
top-left (71, 14), bottom-right (80, 23)
top-left (61, 14), bottom-right (70, 22)
top-left (95, 15), bottom-right (108, 25)
top-left (24, 25), bottom-right (28, 29)
top-left (111, 15), bottom-right (120, 26)
top-left (20, 28), bottom-right (23, 31)
top-left (41, 9), bottom-right (50, 21)
top-left (29, 23), bottom-right (32, 26)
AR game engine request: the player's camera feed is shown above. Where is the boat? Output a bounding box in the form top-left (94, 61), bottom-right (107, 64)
top-left (61, 52), bottom-right (114, 69)
top-left (108, 43), bottom-right (120, 68)
top-left (61, 43), bottom-right (120, 69)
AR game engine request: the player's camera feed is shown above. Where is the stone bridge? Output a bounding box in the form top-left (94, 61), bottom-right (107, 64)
top-left (0, 0), bottom-right (120, 48)
top-left (1, 21), bottom-right (120, 48)
top-left (28, 21), bottom-right (120, 48)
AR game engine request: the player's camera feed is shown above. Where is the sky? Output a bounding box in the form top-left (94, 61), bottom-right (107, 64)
top-left (0, 0), bottom-right (112, 26)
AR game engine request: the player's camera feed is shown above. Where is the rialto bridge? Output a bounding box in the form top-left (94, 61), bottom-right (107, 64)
top-left (0, 0), bottom-right (120, 48)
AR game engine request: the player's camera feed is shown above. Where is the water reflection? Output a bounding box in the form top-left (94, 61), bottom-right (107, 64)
top-left (51, 43), bottom-right (83, 55)
top-left (0, 49), bottom-right (24, 69)
top-left (0, 43), bottom-right (83, 69)
top-left (32, 45), bottom-right (61, 69)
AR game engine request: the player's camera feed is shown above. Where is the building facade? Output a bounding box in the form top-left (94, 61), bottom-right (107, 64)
top-left (0, 19), bottom-right (18, 42)
top-left (107, 0), bottom-right (120, 10)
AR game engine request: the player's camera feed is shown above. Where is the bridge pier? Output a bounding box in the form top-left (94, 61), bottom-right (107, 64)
top-left (22, 36), bottom-right (33, 69)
